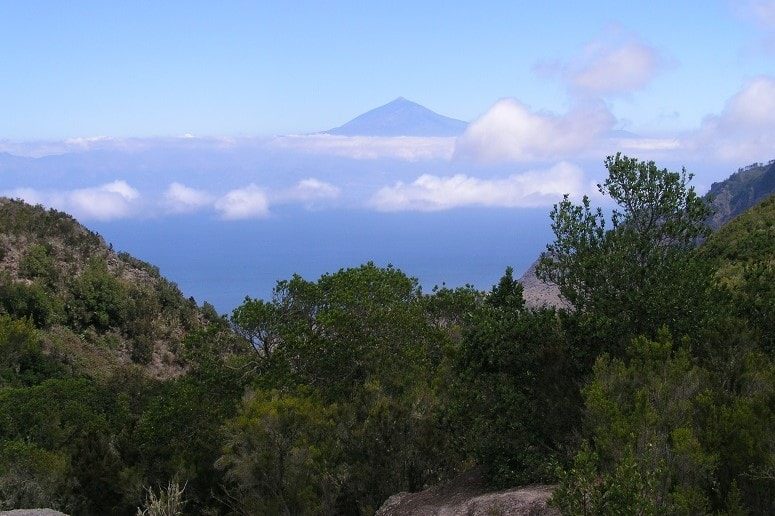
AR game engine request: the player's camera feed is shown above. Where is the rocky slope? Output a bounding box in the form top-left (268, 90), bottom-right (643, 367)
top-left (518, 259), bottom-right (565, 309)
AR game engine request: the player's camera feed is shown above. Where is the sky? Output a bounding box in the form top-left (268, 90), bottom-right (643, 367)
top-left (2, 1), bottom-right (775, 139)
top-left (2, 1), bottom-right (775, 309)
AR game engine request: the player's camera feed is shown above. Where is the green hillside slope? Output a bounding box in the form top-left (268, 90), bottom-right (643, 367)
top-left (701, 193), bottom-right (774, 350)
top-left (0, 198), bottom-right (207, 378)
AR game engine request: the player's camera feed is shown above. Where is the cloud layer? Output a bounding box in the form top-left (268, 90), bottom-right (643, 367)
top-left (370, 162), bottom-right (584, 211)
top-left (270, 134), bottom-right (455, 161)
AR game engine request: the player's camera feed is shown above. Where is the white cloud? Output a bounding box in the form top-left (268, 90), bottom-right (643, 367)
top-left (164, 182), bottom-right (213, 213)
top-left (270, 134), bottom-right (455, 161)
top-left (571, 40), bottom-right (662, 95)
top-left (689, 76), bottom-right (775, 161)
top-left (454, 99), bottom-right (614, 163)
top-left (536, 31), bottom-right (665, 96)
top-left (721, 76), bottom-right (775, 127)
top-left (214, 184), bottom-right (270, 219)
top-left (277, 178), bottom-right (341, 204)
top-left (370, 162), bottom-right (584, 212)
top-left (3, 180), bottom-right (140, 220)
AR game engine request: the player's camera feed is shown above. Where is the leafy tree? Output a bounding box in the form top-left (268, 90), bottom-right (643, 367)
top-left (554, 331), bottom-right (775, 514)
top-left (537, 154), bottom-right (713, 346)
top-left (448, 268), bottom-right (580, 486)
top-left (218, 390), bottom-right (342, 515)
top-left (230, 263), bottom-right (463, 511)
top-left (0, 440), bottom-right (71, 511)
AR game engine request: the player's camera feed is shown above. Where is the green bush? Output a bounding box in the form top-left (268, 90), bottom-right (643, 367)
top-left (67, 258), bottom-right (130, 331)
top-left (0, 440), bottom-right (71, 511)
top-left (0, 278), bottom-right (62, 327)
top-left (553, 331), bottom-right (775, 514)
top-left (19, 243), bottom-right (58, 283)
top-left (448, 268), bottom-right (582, 486)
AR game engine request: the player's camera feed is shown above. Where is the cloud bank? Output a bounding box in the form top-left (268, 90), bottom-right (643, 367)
top-left (370, 162), bottom-right (584, 211)
top-left (270, 134), bottom-right (455, 161)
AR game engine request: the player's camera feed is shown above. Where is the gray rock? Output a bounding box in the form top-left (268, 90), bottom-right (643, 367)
top-left (518, 259), bottom-right (567, 310)
top-left (376, 470), bottom-right (558, 516)
top-left (0, 510), bottom-right (69, 516)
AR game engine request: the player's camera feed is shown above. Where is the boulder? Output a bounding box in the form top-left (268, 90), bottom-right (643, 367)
top-left (376, 470), bottom-right (558, 516)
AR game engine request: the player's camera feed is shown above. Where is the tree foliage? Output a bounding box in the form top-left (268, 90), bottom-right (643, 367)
top-left (537, 154), bottom-right (713, 344)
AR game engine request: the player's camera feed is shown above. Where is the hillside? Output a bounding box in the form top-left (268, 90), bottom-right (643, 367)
top-left (0, 198), bottom-right (207, 379)
top-left (702, 193), bottom-right (775, 270)
top-left (701, 193), bottom-right (774, 349)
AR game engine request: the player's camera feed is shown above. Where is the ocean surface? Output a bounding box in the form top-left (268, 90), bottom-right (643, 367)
top-left (90, 207), bottom-right (553, 314)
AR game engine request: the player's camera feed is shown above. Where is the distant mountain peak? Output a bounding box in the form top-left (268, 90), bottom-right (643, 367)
top-left (325, 97), bottom-right (468, 137)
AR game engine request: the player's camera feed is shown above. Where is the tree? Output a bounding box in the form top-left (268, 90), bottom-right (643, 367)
top-left (229, 263), bottom-right (462, 511)
top-left (217, 390), bottom-right (342, 515)
top-left (537, 154), bottom-right (713, 343)
top-left (552, 331), bottom-right (775, 514)
top-left (448, 268), bottom-right (580, 486)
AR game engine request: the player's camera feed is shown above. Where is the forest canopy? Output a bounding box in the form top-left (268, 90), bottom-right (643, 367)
top-left (0, 155), bottom-right (773, 514)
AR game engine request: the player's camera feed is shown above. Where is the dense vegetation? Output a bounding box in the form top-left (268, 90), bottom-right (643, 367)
top-left (0, 155), bottom-right (773, 514)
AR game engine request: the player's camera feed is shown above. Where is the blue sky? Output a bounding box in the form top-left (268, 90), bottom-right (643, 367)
top-left (3, 1), bottom-right (775, 308)
top-left (2, 1), bottom-right (774, 139)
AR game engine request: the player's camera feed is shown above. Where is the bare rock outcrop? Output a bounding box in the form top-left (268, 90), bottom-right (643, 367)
top-left (375, 470), bottom-right (558, 516)
top-left (518, 259), bottom-right (567, 310)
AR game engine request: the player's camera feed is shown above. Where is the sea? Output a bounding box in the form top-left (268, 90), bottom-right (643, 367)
top-left (89, 207), bottom-right (553, 315)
